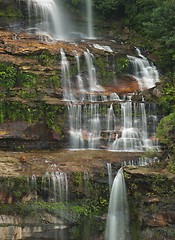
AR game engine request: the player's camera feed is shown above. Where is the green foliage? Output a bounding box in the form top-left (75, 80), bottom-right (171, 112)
top-left (0, 101), bottom-right (66, 133)
top-left (156, 111), bottom-right (175, 154)
top-left (124, 0), bottom-right (175, 73)
top-left (45, 74), bottom-right (61, 89)
top-left (115, 58), bottom-right (129, 75)
top-left (93, 0), bottom-right (121, 15)
top-left (0, 101), bottom-right (32, 123)
top-left (44, 105), bottom-right (66, 133)
top-left (142, 1), bottom-right (175, 72)
top-left (16, 72), bottom-right (37, 88)
top-left (37, 51), bottom-right (55, 66)
top-left (158, 82), bottom-right (175, 114)
top-left (0, 2), bottom-right (22, 18)
top-left (95, 57), bottom-right (115, 84)
top-left (0, 64), bottom-right (39, 98)
top-left (72, 172), bottom-right (84, 187)
top-left (0, 176), bottom-right (29, 202)
top-left (18, 90), bottom-right (37, 99)
top-left (167, 160), bottom-right (175, 173)
top-left (124, 0), bottom-right (157, 29)
top-left (0, 63), bottom-right (17, 89)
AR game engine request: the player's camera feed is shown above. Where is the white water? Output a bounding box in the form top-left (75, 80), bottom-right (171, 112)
top-left (128, 48), bottom-right (159, 90)
top-left (110, 101), bottom-right (143, 151)
top-left (60, 48), bottom-right (75, 101)
top-left (86, 0), bottom-right (94, 38)
top-left (42, 172), bottom-right (68, 202)
top-left (84, 50), bottom-right (104, 92)
top-left (121, 156), bottom-right (160, 167)
top-left (93, 44), bottom-right (113, 53)
top-left (21, 0), bottom-right (72, 40)
top-left (105, 168), bottom-right (130, 240)
top-left (60, 49), bottom-right (159, 152)
top-left (106, 163), bottom-right (113, 191)
top-left (73, 50), bottom-right (86, 94)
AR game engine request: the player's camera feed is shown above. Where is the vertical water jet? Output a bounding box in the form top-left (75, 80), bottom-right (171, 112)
top-left (106, 163), bottom-right (113, 191)
top-left (105, 168), bottom-right (130, 240)
top-left (86, 0), bottom-right (94, 38)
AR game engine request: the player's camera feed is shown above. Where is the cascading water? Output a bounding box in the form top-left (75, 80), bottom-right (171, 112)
top-left (41, 171), bottom-right (68, 202)
top-left (60, 48), bottom-right (74, 101)
top-left (73, 50), bottom-right (85, 94)
top-left (60, 48), bottom-right (159, 152)
top-left (105, 168), bottom-right (130, 240)
top-left (20, 0), bottom-right (72, 40)
top-left (18, 0), bottom-right (96, 40)
top-left (128, 48), bottom-right (159, 90)
top-left (84, 50), bottom-right (104, 92)
top-left (121, 156), bottom-right (159, 167)
top-left (109, 98), bottom-right (156, 152)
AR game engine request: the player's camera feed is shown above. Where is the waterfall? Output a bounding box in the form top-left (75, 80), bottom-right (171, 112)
top-left (42, 172), bottom-right (68, 202)
top-left (127, 48), bottom-right (159, 90)
top-left (68, 104), bottom-right (85, 149)
top-left (21, 0), bottom-right (71, 41)
top-left (109, 98), bottom-right (158, 152)
top-left (107, 104), bottom-right (116, 132)
top-left (121, 156), bottom-right (159, 167)
top-left (86, 0), bottom-right (94, 38)
top-left (84, 50), bottom-right (104, 92)
top-left (60, 48), bottom-right (74, 101)
top-left (110, 100), bottom-right (143, 151)
top-left (105, 168), bottom-right (130, 240)
top-left (73, 50), bottom-right (86, 94)
top-left (106, 163), bottom-right (113, 191)
top-left (106, 104), bottom-right (117, 144)
top-left (60, 49), bottom-right (159, 152)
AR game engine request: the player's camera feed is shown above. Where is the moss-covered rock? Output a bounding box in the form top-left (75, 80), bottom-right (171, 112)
top-left (125, 166), bottom-right (175, 240)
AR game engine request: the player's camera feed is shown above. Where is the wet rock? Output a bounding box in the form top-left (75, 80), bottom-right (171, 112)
top-left (147, 211), bottom-right (175, 227)
top-left (148, 213), bottom-right (168, 227)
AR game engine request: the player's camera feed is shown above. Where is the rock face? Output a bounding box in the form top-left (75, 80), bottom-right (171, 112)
top-left (0, 29), bottom-right (148, 150)
top-left (125, 166), bottom-right (175, 240)
top-left (0, 162), bottom-right (174, 239)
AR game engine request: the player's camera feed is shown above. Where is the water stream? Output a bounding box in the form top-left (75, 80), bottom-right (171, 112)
top-left (19, 0), bottom-right (95, 40)
top-left (86, 0), bottom-right (94, 38)
top-left (60, 48), bottom-right (159, 152)
top-left (1, 2), bottom-right (162, 239)
top-left (24, 0), bottom-right (70, 40)
top-left (105, 168), bottom-right (131, 240)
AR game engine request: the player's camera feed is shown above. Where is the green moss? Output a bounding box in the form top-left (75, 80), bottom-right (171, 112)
top-left (16, 72), bottom-right (37, 88)
top-left (44, 73), bottom-right (61, 89)
top-left (72, 172), bottom-right (84, 187)
top-left (0, 62), bottom-right (17, 89)
top-left (0, 176), bottom-right (29, 202)
top-left (0, 101), bottom-right (66, 134)
top-left (0, 5), bottom-right (22, 18)
top-left (115, 58), bottom-right (129, 75)
top-left (18, 90), bottom-right (38, 99)
top-left (36, 51), bottom-right (55, 66)
top-left (95, 57), bottom-right (115, 85)
top-left (44, 104), bottom-right (66, 133)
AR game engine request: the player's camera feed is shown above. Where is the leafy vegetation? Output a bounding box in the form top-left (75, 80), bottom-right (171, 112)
top-left (0, 101), bottom-right (66, 135)
top-left (0, 0), bottom-right (175, 160)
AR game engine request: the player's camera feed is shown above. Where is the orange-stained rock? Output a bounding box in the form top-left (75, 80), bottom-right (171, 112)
top-left (0, 192), bottom-right (13, 204)
top-left (104, 75), bottom-right (139, 94)
top-left (148, 213), bottom-right (167, 227)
